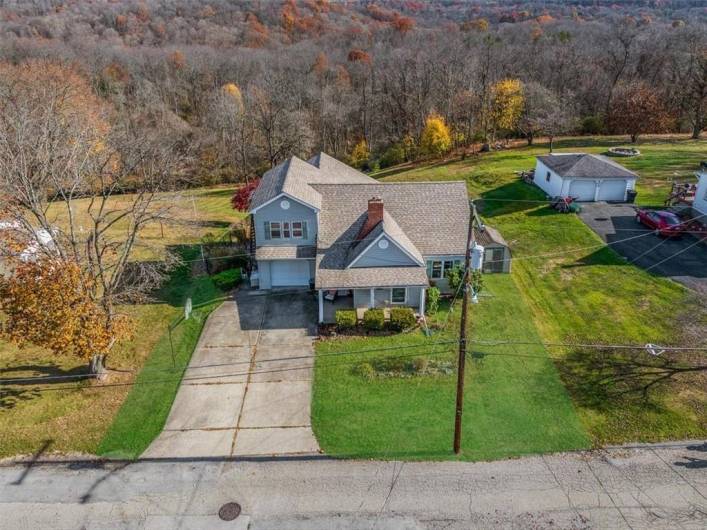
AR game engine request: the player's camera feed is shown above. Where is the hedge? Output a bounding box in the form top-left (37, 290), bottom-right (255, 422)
top-left (389, 307), bottom-right (416, 331)
top-left (363, 308), bottom-right (385, 330)
top-left (335, 309), bottom-right (357, 329)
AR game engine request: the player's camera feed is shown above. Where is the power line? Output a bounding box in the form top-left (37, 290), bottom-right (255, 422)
top-left (4, 334), bottom-right (706, 386)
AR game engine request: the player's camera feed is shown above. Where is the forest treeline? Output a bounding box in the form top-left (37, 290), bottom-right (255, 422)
top-left (0, 0), bottom-right (704, 182)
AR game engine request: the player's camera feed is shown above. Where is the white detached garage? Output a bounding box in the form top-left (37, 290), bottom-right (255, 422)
top-left (534, 153), bottom-right (638, 202)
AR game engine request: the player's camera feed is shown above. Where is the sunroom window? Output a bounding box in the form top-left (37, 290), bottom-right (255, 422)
top-left (391, 288), bottom-right (406, 304)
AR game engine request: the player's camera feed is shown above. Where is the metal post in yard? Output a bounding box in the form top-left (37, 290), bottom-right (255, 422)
top-left (454, 200), bottom-right (477, 455)
top-left (168, 324), bottom-right (176, 369)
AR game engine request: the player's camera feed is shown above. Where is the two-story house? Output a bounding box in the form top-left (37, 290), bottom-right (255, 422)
top-left (249, 152), bottom-right (469, 323)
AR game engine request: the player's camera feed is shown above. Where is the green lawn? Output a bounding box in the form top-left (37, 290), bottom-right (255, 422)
top-left (0, 185), bottom-right (242, 459)
top-left (97, 249), bottom-right (227, 459)
top-left (313, 275), bottom-right (590, 461)
top-left (314, 135), bottom-right (706, 458)
top-left (376, 135), bottom-right (706, 206)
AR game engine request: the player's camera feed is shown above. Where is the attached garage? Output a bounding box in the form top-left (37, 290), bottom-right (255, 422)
top-left (270, 260), bottom-right (311, 287)
top-left (568, 180), bottom-right (597, 202)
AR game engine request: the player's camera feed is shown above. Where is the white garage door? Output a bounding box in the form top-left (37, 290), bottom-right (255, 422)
top-left (597, 180), bottom-right (627, 202)
top-left (271, 260), bottom-right (311, 287)
top-left (568, 180), bottom-right (597, 202)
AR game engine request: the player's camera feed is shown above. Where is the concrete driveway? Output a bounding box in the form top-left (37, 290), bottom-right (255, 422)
top-left (143, 289), bottom-right (320, 458)
top-left (579, 202), bottom-right (707, 294)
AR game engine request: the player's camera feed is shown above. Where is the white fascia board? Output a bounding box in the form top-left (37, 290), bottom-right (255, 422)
top-left (250, 192), bottom-right (320, 215)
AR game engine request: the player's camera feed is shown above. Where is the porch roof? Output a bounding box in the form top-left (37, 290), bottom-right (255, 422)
top-left (316, 265), bottom-right (429, 290)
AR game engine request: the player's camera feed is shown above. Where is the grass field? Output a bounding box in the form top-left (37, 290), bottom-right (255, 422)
top-left (0, 187), bottom-right (240, 459)
top-left (375, 135), bottom-right (706, 206)
top-left (370, 134), bottom-right (706, 445)
top-left (313, 275), bottom-right (590, 460)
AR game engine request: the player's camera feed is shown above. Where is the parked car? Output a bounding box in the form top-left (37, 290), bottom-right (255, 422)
top-left (635, 208), bottom-right (685, 237)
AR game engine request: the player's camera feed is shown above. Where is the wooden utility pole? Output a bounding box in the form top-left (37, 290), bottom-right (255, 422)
top-left (454, 200), bottom-right (477, 455)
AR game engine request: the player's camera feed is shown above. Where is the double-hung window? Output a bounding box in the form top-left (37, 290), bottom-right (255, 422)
top-left (427, 259), bottom-right (462, 280)
top-left (265, 220), bottom-right (307, 240)
top-left (391, 288), bottom-right (406, 304)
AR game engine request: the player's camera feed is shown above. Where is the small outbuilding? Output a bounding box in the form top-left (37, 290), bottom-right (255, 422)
top-left (474, 225), bottom-right (511, 273)
top-left (534, 153), bottom-right (638, 202)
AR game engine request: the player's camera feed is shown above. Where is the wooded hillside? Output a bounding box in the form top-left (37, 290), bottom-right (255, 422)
top-left (0, 0), bottom-right (704, 182)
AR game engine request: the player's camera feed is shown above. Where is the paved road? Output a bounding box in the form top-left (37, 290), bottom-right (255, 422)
top-left (143, 289), bottom-right (320, 458)
top-left (1, 442), bottom-right (706, 529)
top-left (578, 203), bottom-right (707, 294)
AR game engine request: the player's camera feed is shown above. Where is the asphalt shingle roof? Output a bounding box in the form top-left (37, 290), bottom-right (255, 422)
top-left (537, 153), bottom-right (639, 179)
top-left (345, 211), bottom-right (425, 267)
top-left (473, 225), bottom-right (508, 249)
top-left (313, 182), bottom-right (469, 289)
top-left (256, 245), bottom-right (316, 260)
top-left (250, 153), bottom-right (374, 211)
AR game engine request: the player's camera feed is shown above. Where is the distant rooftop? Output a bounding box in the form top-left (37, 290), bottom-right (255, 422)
top-left (537, 153), bottom-right (639, 179)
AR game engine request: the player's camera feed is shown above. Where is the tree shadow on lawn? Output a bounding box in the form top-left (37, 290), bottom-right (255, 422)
top-left (558, 344), bottom-right (706, 413)
top-left (0, 364), bottom-right (90, 410)
top-left (478, 180), bottom-right (546, 217)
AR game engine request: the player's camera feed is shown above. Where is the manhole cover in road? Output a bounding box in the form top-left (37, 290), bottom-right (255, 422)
top-left (218, 502), bottom-right (242, 521)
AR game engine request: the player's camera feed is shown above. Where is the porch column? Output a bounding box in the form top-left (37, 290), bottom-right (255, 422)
top-left (594, 180), bottom-right (601, 201)
top-left (369, 288), bottom-right (375, 308)
top-left (318, 289), bottom-right (324, 323)
top-left (419, 288), bottom-right (426, 316)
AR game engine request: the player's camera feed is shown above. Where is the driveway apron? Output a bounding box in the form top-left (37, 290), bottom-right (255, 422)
top-left (143, 289), bottom-right (320, 458)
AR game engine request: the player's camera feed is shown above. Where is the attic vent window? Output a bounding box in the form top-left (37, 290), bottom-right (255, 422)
top-left (280, 199), bottom-right (290, 210)
top-left (378, 239), bottom-right (389, 250)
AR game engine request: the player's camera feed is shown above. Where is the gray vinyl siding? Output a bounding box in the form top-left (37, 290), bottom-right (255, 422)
top-left (352, 287), bottom-right (421, 309)
top-left (425, 255), bottom-right (465, 293)
top-left (253, 198), bottom-right (317, 247)
top-left (351, 236), bottom-right (417, 267)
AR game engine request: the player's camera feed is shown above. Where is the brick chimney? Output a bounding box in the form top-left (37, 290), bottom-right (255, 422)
top-left (356, 196), bottom-right (384, 240)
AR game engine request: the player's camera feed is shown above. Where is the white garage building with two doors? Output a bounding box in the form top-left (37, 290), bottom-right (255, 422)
top-left (534, 153), bottom-right (638, 202)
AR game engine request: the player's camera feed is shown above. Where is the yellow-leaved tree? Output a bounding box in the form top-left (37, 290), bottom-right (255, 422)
top-left (420, 113), bottom-right (452, 157)
top-left (221, 82), bottom-right (244, 112)
top-left (491, 79), bottom-right (524, 139)
top-left (349, 139), bottom-right (370, 169)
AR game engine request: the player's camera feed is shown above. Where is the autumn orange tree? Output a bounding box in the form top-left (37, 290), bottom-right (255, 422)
top-left (609, 82), bottom-right (674, 142)
top-left (0, 258), bottom-right (130, 371)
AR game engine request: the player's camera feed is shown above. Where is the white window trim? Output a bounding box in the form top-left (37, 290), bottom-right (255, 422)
top-left (269, 220), bottom-right (306, 240)
top-left (427, 258), bottom-right (463, 279)
top-left (390, 287), bottom-right (407, 304)
top-left (250, 192), bottom-right (319, 214)
top-left (291, 221), bottom-right (305, 239)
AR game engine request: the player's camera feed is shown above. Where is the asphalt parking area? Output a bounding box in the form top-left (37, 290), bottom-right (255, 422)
top-left (579, 202), bottom-right (707, 294)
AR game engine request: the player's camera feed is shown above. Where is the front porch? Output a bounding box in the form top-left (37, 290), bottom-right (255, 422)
top-left (318, 286), bottom-right (426, 324)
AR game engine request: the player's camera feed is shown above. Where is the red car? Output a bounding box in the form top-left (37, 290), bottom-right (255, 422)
top-left (635, 209), bottom-right (686, 237)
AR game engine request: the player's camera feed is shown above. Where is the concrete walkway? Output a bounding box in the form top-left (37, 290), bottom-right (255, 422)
top-left (143, 289), bottom-right (320, 458)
